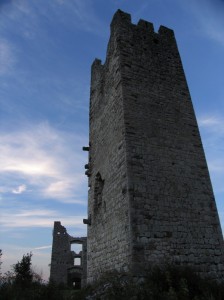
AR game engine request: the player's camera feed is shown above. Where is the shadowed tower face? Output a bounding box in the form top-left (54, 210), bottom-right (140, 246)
top-left (85, 10), bottom-right (224, 283)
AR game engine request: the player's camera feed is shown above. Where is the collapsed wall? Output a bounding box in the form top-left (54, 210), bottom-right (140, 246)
top-left (50, 221), bottom-right (87, 288)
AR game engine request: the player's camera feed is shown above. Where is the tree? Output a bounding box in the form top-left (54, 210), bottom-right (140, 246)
top-left (13, 252), bottom-right (33, 287)
top-left (0, 249), bottom-right (2, 273)
top-left (0, 249), bottom-right (2, 281)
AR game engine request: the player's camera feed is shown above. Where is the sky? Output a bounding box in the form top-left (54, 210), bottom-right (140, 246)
top-left (0, 0), bottom-right (224, 281)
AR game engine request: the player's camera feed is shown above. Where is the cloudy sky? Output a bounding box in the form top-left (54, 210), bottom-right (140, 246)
top-left (0, 0), bottom-right (224, 281)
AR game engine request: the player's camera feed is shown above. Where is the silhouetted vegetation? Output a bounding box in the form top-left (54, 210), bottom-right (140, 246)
top-left (78, 265), bottom-right (224, 300)
top-left (0, 252), bottom-right (77, 300)
top-left (0, 249), bottom-right (2, 274)
top-left (13, 252), bottom-right (33, 287)
top-left (1, 252), bottom-right (224, 299)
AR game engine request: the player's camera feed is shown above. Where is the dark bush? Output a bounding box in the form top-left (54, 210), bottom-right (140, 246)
top-left (82, 265), bottom-right (224, 300)
top-left (1, 264), bottom-right (224, 299)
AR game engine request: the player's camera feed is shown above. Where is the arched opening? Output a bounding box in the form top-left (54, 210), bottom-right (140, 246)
top-left (72, 278), bottom-right (81, 289)
top-left (67, 273), bottom-right (82, 289)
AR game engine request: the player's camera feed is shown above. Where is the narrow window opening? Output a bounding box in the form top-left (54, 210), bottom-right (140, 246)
top-left (74, 258), bottom-right (81, 266)
top-left (94, 172), bottom-right (104, 211)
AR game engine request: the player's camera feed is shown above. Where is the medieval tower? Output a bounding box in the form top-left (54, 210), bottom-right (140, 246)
top-left (84, 10), bottom-right (224, 283)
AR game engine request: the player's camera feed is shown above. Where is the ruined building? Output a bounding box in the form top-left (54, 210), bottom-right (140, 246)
top-left (50, 221), bottom-right (87, 288)
top-left (83, 10), bottom-right (224, 283)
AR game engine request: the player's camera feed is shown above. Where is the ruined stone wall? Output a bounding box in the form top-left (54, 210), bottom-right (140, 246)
top-left (86, 9), bottom-right (224, 282)
top-left (50, 222), bottom-right (74, 284)
top-left (81, 237), bottom-right (87, 286)
top-left (50, 221), bottom-right (87, 287)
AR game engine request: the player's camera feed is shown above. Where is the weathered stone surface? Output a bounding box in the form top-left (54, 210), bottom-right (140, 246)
top-left (50, 221), bottom-right (87, 287)
top-left (86, 9), bottom-right (224, 283)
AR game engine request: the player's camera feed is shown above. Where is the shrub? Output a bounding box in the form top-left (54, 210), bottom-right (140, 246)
top-left (82, 265), bottom-right (224, 300)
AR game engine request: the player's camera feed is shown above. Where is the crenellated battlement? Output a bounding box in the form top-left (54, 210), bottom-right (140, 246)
top-left (90, 9), bottom-right (180, 119)
top-left (91, 9), bottom-right (176, 80)
top-left (91, 58), bottom-right (102, 68)
top-left (158, 25), bottom-right (174, 37)
top-left (137, 19), bottom-right (154, 32)
top-left (110, 9), bottom-right (131, 29)
top-left (110, 9), bottom-right (174, 38)
top-left (90, 58), bottom-right (104, 93)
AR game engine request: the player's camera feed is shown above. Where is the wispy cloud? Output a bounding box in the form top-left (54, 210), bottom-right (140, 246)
top-left (198, 115), bottom-right (224, 135)
top-left (52, 0), bottom-right (107, 36)
top-left (0, 0), bottom-right (14, 11)
top-left (0, 39), bottom-right (15, 75)
top-left (33, 245), bottom-right (52, 250)
top-left (178, 0), bottom-right (224, 47)
top-left (198, 114), bottom-right (224, 193)
top-left (0, 208), bottom-right (85, 229)
top-left (12, 184), bottom-right (27, 194)
top-left (0, 0), bottom-right (31, 15)
top-left (0, 122), bottom-right (88, 203)
top-left (199, 116), bottom-right (222, 127)
top-left (0, 0), bottom-right (35, 38)
top-left (11, 209), bottom-right (57, 218)
top-left (208, 160), bottom-right (224, 173)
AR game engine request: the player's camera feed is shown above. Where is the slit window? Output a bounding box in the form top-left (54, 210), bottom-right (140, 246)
top-left (94, 172), bottom-right (104, 210)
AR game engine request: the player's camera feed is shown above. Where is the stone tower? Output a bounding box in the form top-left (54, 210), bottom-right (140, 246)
top-left (50, 221), bottom-right (87, 288)
top-left (84, 10), bottom-right (224, 283)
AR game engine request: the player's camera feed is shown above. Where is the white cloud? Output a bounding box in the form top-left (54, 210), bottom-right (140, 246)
top-left (198, 115), bottom-right (224, 136)
top-left (0, 122), bottom-right (88, 203)
top-left (43, 176), bottom-right (86, 203)
top-left (1, 0), bottom-right (31, 18)
top-left (46, 180), bottom-right (71, 194)
top-left (14, 0), bottom-right (31, 15)
top-left (52, 0), bottom-right (107, 36)
top-left (12, 184), bottom-right (27, 194)
top-left (208, 159), bottom-right (224, 173)
top-left (198, 114), bottom-right (224, 194)
top-left (179, 0), bottom-right (224, 47)
top-left (198, 116), bottom-right (222, 127)
top-left (0, 39), bottom-right (15, 75)
top-left (33, 245), bottom-right (52, 250)
top-left (13, 209), bottom-right (57, 217)
top-left (0, 208), bottom-right (85, 229)
top-left (0, 0), bottom-right (50, 44)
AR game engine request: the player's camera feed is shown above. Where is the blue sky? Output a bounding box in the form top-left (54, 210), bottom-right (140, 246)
top-left (0, 0), bottom-right (223, 281)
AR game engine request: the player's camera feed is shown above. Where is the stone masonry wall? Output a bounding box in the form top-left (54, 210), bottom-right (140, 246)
top-left (86, 9), bottom-right (224, 282)
top-left (50, 221), bottom-right (87, 287)
top-left (87, 11), bottom-right (140, 282)
top-left (50, 222), bottom-right (74, 284)
top-left (86, 17), bottom-right (133, 282)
